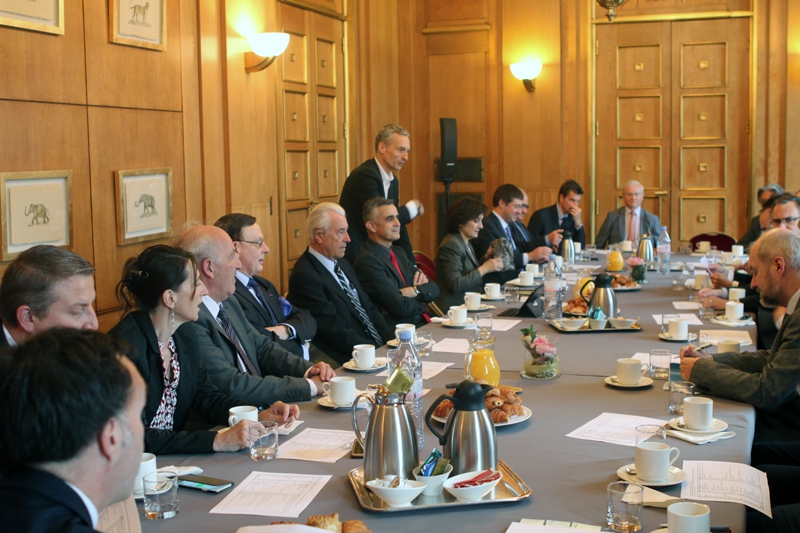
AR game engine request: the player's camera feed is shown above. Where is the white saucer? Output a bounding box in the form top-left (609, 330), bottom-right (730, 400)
top-left (506, 278), bottom-right (540, 289)
top-left (318, 392), bottom-right (370, 410)
top-left (617, 464), bottom-right (687, 487)
top-left (133, 489), bottom-right (144, 500)
top-left (710, 317), bottom-right (755, 328)
top-left (604, 376), bottom-right (654, 389)
top-left (481, 295), bottom-right (505, 301)
top-left (342, 357), bottom-right (388, 373)
top-left (668, 417), bottom-right (728, 434)
top-left (658, 332), bottom-right (697, 343)
top-left (386, 338), bottom-right (427, 347)
top-left (441, 318), bottom-right (476, 329)
top-left (467, 304), bottom-right (495, 312)
top-left (650, 529), bottom-right (669, 533)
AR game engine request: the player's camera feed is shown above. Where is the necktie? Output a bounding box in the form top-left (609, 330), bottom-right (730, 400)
top-left (217, 306), bottom-right (261, 377)
top-left (391, 249), bottom-right (431, 323)
top-left (335, 264), bottom-right (383, 346)
top-left (560, 216), bottom-right (568, 229)
top-left (247, 278), bottom-right (279, 326)
top-left (505, 224), bottom-right (516, 251)
top-left (628, 211), bottom-right (637, 242)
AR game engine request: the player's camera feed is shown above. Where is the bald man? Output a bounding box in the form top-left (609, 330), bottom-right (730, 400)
top-left (595, 180), bottom-right (662, 248)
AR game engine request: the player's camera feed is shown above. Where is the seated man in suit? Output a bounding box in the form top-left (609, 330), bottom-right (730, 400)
top-left (0, 329), bottom-right (145, 532)
top-left (0, 245), bottom-right (98, 348)
top-left (354, 197), bottom-right (439, 329)
top-left (595, 180), bottom-right (662, 249)
top-left (214, 213), bottom-right (318, 361)
top-left (680, 229), bottom-right (800, 442)
top-left (738, 183), bottom-right (784, 248)
top-left (287, 202), bottom-right (394, 365)
top-left (471, 184), bottom-right (553, 280)
top-left (527, 179), bottom-right (587, 253)
top-left (175, 225), bottom-right (334, 406)
top-left (339, 124), bottom-right (424, 265)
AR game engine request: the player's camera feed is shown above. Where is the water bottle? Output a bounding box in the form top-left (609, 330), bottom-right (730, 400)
top-left (544, 254), bottom-right (563, 321)
top-left (389, 330), bottom-right (424, 450)
top-left (657, 226), bottom-right (671, 275)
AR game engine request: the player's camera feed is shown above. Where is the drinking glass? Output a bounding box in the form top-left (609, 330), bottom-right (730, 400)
top-left (250, 421), bottom-right (278, 461)
top-left (607, 481), bottom-right (643, 532)
top-left (143, 471), bottom-right (180, 520)
top-left (669, 381), bottom-right (695, 415)
top-left (475, 312), bottom-right (492, 339)
top-left (699, 300), bottom-right (716, 319)
top-left (586, 244), bottom-right (597, 261)
top-left (416, 332), bottom-right (434, 357)
top-left (649, 349), bottom-right (671, 379)
top-left (635, 424), bottom-right (666, 446)
top-left (504, 285), bottom-right (519, 303)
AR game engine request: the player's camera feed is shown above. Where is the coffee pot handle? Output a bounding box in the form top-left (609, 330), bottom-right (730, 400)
top-left (351, 393), bottom-right (374, 449)
top-left (425, 394), bottom-right (456, 445)
top-left (580, 279), bottom-right (592, 306)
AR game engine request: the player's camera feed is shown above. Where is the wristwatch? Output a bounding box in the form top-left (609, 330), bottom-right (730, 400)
top-left (413, 285), bottom-right (421, 297)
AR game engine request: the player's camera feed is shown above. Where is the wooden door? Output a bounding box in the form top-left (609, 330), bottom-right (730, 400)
top-left (277, 4), bottom-right (346, 286)
top-left (594, 18), bottom-right (750, 245)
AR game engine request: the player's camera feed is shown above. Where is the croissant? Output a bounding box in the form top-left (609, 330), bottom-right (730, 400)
top-left (485, 396), bottom-right (504, 410)
top-left (306, 513), bottom-right (341, 532)
top-left (500, 402), bottom-right (525, 416)
top-left (342, 519), bottom-right (372, 533)
top-left (490, 409), bottom-right (510, 423)
top-left (497, 387), bottom-right (518, 404)
top-left (433, 400), bottom-right (454, 418)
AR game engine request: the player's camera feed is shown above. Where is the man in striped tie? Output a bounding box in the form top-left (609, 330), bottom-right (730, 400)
top-left (288, 203), bottom-right (394, 365)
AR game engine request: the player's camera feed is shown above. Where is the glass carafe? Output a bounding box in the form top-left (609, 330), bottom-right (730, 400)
top-left (464, 336), bottom-right (500, 386)
top-left (608, 244), bottom-right (625, 272)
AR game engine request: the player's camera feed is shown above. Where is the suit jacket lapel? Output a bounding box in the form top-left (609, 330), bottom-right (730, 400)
top-left (307, 252), bottom-right (362, 319)
top-left (457, 235), bottom-right (479, 269)
top-left (616, 207), bottom-right (627, 241)
top-left (200, 303), bottom-right (235, 351)
top-left (235, 279), bottom-right (272, 325)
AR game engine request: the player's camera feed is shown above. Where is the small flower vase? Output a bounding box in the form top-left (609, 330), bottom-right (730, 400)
top-left (520, 344), bottom-right (560, 380)
top-left (631, 264), bottom-right (647, 284)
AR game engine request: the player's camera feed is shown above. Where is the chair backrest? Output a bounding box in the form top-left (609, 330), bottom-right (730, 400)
top-left (689, 232), bottom-right (736, 252)
top-left (416, 261), bottom-right (437, 282)
top-left (413, 250), bottom-right (436, 272)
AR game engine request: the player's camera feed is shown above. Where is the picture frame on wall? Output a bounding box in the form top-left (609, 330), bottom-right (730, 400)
top-left (115, 167), bottom-right (172, 246)
top-left (0, 0), bottom-right (64, 35)
top-left (108, 0), bottom-right (166, 51)
top-left (0, 170), bottom-right (73, 261)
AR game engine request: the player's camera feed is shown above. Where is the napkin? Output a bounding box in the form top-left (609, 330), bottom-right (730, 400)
top-left (277, 418), bottom-right (304, 435)
top-left (710, 317), bottom-right (755, 328)
top-left (666, 429), bottom-right (735, 445)
top-left (643, 486), bottom-right (684, 508)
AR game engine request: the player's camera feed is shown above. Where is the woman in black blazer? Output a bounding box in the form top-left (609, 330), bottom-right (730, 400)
top-left (110, 245), bottom-right (298, 455)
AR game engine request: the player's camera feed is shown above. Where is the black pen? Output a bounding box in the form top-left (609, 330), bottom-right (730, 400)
top-left (659, 526), bottom-right (729, 532)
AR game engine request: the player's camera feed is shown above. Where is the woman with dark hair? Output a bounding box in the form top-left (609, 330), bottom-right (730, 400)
top-left (434, 198), bottom-right (504, 310)
top-left (110, 245), bottom-right (298, 455)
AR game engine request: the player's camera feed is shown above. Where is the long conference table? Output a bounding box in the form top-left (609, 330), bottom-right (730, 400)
top-left (140, 255), bottom-right (757, 532)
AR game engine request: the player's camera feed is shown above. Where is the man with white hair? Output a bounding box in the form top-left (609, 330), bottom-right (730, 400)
top-left (595, 180), bottom-right (662, 248)
top-left (680, 228), bottom-right (800, 442)
top-left (287, 203), bottom-right (393, 365)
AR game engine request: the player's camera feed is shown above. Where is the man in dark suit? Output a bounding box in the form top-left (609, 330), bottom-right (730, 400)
top-left (737, 183), bottom-right (784, 247)
top-left (471, 184), bottom-right (553, 277)
top-left (0, 246), bottom-right (99, 347)
top-left (354, 198), bottom-right (439, 329)
top-left (215, 213), bottom-right (318, 361)
top-left (595, 180), bottom-right (662, 248)
top-left (339, 124), bottom-right (424, 265)
top-left (288, 202), bottom-right (394, 365)
top-left (0, 329), bottom-right (146, 532)
top-left (176, 226), bottom-right (334, 406)
top-left (527, 180), bottom-right (587, 252)
top-left (681, 229), bottom-right (800, 443)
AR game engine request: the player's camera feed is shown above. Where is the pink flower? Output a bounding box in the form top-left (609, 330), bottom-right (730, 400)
top-left (626, 256), bottom-right (644, 267)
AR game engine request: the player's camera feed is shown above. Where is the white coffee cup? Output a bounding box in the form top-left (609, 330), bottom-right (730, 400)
top-left (351, 344), bottom-right (376, 369)
top-left (525, 264), bottom-right (539, 276)
top-left (683, 397), bottom-right (713, 430)
top-left (228, 405), bottom-right (258, 427)
top-left (667, 502), bottom-right (711, 533)
top-left (634, 441), bottom-right (680, 483)
top-left (484, 283), bottom-right (501, 299)
top-left (573, 242), bottom-right (582, 254)
top-left (668, 318), bottom-right (688, 340)
top-left (694, 272), bottom-right (710, 288)
top-left (718, 340), bottom-right (741, 354)
top-left (616, 358), bottom-right (643, 386)
top-left (448, 306), bottom-right (468, 325)
top-left (464, 292), bottom-right (481, 310)
top-left (133, 452), bottom-right (156, 494)
top-left (620, 240), bottom-right (633, 252)
top-left (519, 271), bottom-right (535, 285)
top-left (725, 301), bottom-right (744, 320)
top-left (728, 288), bottom-right (746, 301)
top-left (555, 256), bottom-right (563, 268)
top-left (395, 323), bottom-right (416, 342)
top-left (731, 245), bottom-right (744, 257)
top-left (696, 241), bottom-right (711, 252)
top-left (721, 251), bottom-right (733, 265)
top-left (322, 376), bottom-right (356, 406)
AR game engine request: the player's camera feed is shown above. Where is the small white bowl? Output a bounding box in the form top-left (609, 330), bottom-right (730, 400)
top-left (413, 463), bottom-right (453, 496)
top-left (588, 318), bottom-right (608, 330)
top-left (609, 317), bottom-right (636, 329)
top-left (365, 479), bottom-right (426, 507)
top-left (443, 470), bottom-right (503, 502)
top-left (557, 318), bottom-right (587, 331)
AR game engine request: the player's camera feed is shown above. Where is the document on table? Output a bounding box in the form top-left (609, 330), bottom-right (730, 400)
top-left (98, 496), bottom-right (141, 533)
top-left (277, 428), bottom-right (354, 463)
top-left (508, 522), bottom-right (601, 532)
top-left (210, 471), bottom-right (330, 518)
top-left (376, 361), bottom-right (453, 379)
top-left (699, 329), bottom-right (752, 346)
top-left (492, 319), bottom-right (522, 331)
top-left (653, 313), bottom-right (704, 326)
top-left (432, 338), bottom-right (470, 353)
top-left (566, 412), bottom-right (668, 447)
top-left (673, 301), bottom-right (701, 310)
top-left (681, 460), bottom-right (772, 517)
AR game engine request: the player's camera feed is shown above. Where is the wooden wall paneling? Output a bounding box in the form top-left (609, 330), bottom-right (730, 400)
top-left (787, 1), bottom-right (800, 193)
top-left (366, 0), bottom-right (400, 143)
top-left (594, 0), bottom-right (750, 20)
top-left (0, 1), bottom-right (86, 104)
top-left (87, 107), bottom-right (186, 313)
top-left (427, 0), bottom-right (487, 26)
top-left (751, 0), bottom-right (770, 210)
top-left (0, 101), bottom-right (93, 275)
top-left (180, 0), bottom-right (204, 223)
top-left (83, 0), bottom-right (182, 110)
top-left (765, 0), bottom-right (787, 185)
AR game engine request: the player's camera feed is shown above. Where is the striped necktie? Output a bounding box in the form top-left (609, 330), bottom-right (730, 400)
top-left (217, 306), bottom-right (260, 376)
top-left (335, 264), bottom-right (383, 346)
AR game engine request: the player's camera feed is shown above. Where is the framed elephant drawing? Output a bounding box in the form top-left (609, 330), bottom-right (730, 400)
top-left (0, 170), bottom-right (73, 261)
top-left (115, 167), bottom-right (172, 245)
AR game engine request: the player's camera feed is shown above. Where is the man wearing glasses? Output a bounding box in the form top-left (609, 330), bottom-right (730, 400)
top-left (215, 214), bottom-right (319, 361)
top-left (595, 180), bottom-right (662, 249)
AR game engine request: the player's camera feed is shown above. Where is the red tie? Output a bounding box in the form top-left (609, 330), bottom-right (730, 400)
top-left (391, 249), bottom-right (430, 323)
top-left (628, 211), bottom-right (637, 242)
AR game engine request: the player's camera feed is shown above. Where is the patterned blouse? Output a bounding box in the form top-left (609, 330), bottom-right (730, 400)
top-left (149, 337), bottom-right (181, 430)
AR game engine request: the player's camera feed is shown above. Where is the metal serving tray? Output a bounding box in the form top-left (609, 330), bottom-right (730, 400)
top-left (547, 320), bottom-right (642, 334)
top-left (349, 460), bottom-right (531, 512)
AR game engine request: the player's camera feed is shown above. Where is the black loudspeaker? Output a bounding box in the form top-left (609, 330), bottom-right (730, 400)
top-left (439, 118), bottom-right (458, 182)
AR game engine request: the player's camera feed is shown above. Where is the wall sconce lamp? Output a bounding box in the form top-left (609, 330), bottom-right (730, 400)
top-left (245, 32), bottom-right (290, 73)
top-left (595, 0), bottom-right (626, 22)
top-left (510, 61), bottom-right (542, 92)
